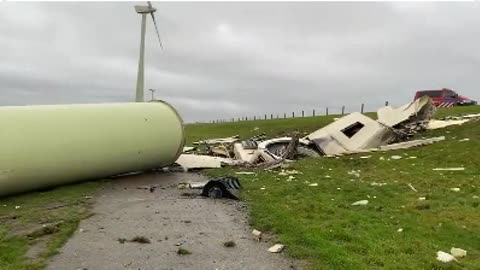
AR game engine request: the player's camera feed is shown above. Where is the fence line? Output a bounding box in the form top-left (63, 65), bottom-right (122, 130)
top-left (206, 101), bottom-right (390, 124)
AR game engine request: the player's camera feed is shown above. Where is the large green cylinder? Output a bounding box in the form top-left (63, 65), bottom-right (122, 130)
top-left (0, 101), bottom-right (184, 197)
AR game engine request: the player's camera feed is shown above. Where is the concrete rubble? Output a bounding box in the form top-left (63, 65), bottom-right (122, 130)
top-left (174, 97), bottom-right (474, 169)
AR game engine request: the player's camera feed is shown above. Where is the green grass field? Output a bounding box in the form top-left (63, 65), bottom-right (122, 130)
top-left (0, 105), bottom-right (478, 269)
top-left (188, 105), bottom-right (480, 270)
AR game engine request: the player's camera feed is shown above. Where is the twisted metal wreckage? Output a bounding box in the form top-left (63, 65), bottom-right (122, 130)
top-left (176, 96), bottom-right (479, 170)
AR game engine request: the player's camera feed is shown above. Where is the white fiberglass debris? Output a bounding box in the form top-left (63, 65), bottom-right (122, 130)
top-left (360, 155), bottom-right (371, 159)
top-left (473, 195), bottom-right (479, 199)
top-left (308, 183), bottom-right (318, 187)
top-left (268, 244), bottom-right (285, 253)
top-left (325, 175), bottom-right (331, 178)
top-left (347, 170), bottom-right (361, 178)
top-left (397, 228), bottom-right (403, 233)
top-left (288, 176), bottom-right (296, 181)
top-left (433, 167), bottom-right (465, 171)
top-left (379, 156), bottom-right (385, 160)
top-left (351, 200), bottom-right (369, 206)
top-left (458, 138), bottom-right (470, 142)
top-left (436, 251), bottom-right (457, 263)
top-left (260, 187), bottom-right (266, 190)
top-left (427, 119), bottom-right (469, 130)
top-left (371, 182), bottom-right (387, 187)
top-left (450, 187), bottom-right (460, 192)
top-left (15, 205), bottom-right (20, 209)
top-left (407, 183), bottom-right (418, 192)
top-left (418, 197), bottom-right (426, 201)
top-left (450, 247), bottom-right (467, 258)
top-left (391, 155), bottom-right (402, 160)
top-left (235, 171), bottom-right (255, 175)
top-left (252, 229), bottom-right (262, 237)
top-left (408, 156), bottom-right (417, 159)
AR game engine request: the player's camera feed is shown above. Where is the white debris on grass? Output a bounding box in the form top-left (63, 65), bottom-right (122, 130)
top-left (433, 167), bottom-right (465, 171)
top-left (348, 170), bottom-right (361, 178)
top-left (408, 156), bottom-right (417, 159)
top-left (397, 228), bottom-right (403, 233)
top-left (379, 156), bottom-right (385, 160)
top-left (336, 187), bottom-right (341, 190)
top-left (325, 175), bottom-right (331, 178)
top-left (473, 195), bottom-right (479, 199)
top-left (371, 182), bottom-right (387, 187)
top-left (235, 171), bottom-right (255, 175)
top-left (288, 176), bottom-right (296, 181)
top-left (407, 183), bottom-right (418, 192)
top-left (436, 251), bottom-right (457, 263)
top-left (418, 197), bottom-right (426, 201)
top-left (278, 170), bottom-right (301, 176)
top-left (360, 155), bottom-right (371, 159)
top-left (450, 187), bottom-right (460, 192)
top-left (308, 183), bottom-right (318, 187)
top-left (268, 244), bottom-right (285, 253)
top-left (450, 247), bottom-right (467, 258)
top-left (260, 187), bottom-right (266, 190)
top-left (391, 155), bottom-right (402, 160)
top-left (351, 200), bottom-right (369, 206)
top-left (458, 138), bottom-right (470, 142)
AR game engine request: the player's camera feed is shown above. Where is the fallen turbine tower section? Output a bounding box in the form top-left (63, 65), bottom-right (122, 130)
top-left (0, 101), bottom-right (184, 197)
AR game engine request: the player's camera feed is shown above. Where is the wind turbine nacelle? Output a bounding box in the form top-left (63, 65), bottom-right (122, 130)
top-left (135, 5), bottom-right (156, 14)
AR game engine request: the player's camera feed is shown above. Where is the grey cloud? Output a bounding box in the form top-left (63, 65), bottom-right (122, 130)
top-left (1, 2), bottom-right (479, 122)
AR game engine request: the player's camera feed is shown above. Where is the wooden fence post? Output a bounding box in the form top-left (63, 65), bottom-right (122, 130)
top-left (292, 112), bottom-right (295, 118)
top-left (326, 107), bottom-right (329, 116)
top-left (313, 109), bottom-right (315, 117)
top-left (342, 106), bottom-right (345, 115)
top-left (361, 103), bottom-right (364, 113)
top-left (385, 101), bottom-right (389, 106)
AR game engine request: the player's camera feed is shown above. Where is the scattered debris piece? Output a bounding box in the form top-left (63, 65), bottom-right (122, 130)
top-left (15, 205), bottom-right (20, 209)
top-left (360, 155), bottom-right (372, 159)
top-left (200, 176), bottom-right (241, 199)
top-left (129, 236), bottom-right (151, 244)
top-left (268, 244), bottom-right (285, 253)
top-left (450, 188), bottom-right (461, 192)
top-left (458, 138), bottom-right (470, 142)
top-left (117, 238), bottom-right (127, 244)
top-left (175, 154), bottom-right (242, 170)
top-left (418, 197), bottom-right (426, 201)
top-left (408, 183), bottom-right (418, 192)
top-left (427, 119), bottom-right (469, 130)
top-left (433, 167), bottom-right (465, 171)
top-left (177, 248), bottom-right (192, 255)
top-left (348, 170), bottom-right (361, 178)
top-left (351, 200), bottom-right (369, 206)
top-left (397, 228), bottom-right (403, 233)
top-left (436, 251), bottom-right (457, 263)
top-left (370, 182), bottom-right (387, 187)
top-left (308, 183), bottom-right (318, 187)
top-left (235, 171), bottom-right (255, 175)
top-left (182, 146), bottom-right (196, 153)
top-left (391, 155), bottom-right (402, 160)
top-left (252, 229), bottom-right (262, 237)
top-left (223, 241), bottom-right (236, 248)
top-left (450, 247), bottom-right (467, 258)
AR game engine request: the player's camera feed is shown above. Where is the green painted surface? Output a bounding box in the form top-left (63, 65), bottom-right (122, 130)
top-left (0, 101), bottom-right (184, 197)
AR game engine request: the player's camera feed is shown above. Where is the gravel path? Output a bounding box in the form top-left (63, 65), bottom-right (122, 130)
top-left (47, 172), bottom-right (298, 270)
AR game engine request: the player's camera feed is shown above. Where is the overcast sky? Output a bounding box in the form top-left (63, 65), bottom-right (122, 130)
top-left (1, 2), bottom-right (479, 122)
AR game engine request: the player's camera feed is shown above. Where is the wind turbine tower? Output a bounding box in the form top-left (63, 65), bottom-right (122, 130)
top-left (134, 2), bottom-right (163, 102)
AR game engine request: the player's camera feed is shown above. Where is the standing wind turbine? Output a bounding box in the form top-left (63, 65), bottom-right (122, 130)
top-left (134, 1), bottom-right (163, 102)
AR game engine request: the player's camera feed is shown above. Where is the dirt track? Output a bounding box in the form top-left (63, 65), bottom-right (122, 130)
top-left (47, 172), bottom-right (298, 270)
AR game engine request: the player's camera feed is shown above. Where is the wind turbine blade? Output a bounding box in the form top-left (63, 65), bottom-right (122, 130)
top-left (150, 12), bottom-right (164, 50)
